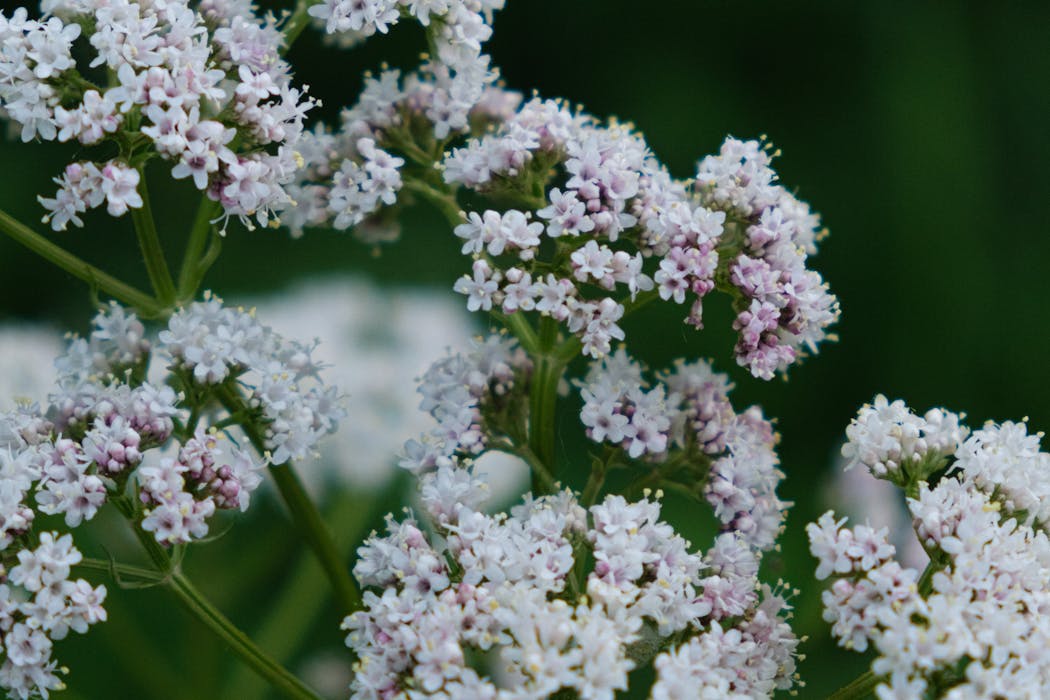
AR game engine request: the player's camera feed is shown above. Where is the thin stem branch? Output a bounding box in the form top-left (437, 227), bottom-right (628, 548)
top-left (77, 557), bottom-right (165, 584)
top-left (490, 441), bottom-right (557, 494)
top-left (267, 466), bottom-right (364, 615)
top-left (827, 670), bottom-right (878, 700)
top-left (224, 490), bottom-right (374, 698)
top-left (111, 494), bottom-right (323, 700)
top-left (581, 454), bottom-right (611, 507)
top-left (130, 169), bottom-right (177, 306)
top-left (177, 197), bottom-right (221, 302)
top-left (215, 383), bottom-right (363, 615)
top-left (0, 208), bottom-right (164, 316)
top-left (169, 571), bottom-right (323, 700)
top-left (281, 0), bottom-right (320, 55)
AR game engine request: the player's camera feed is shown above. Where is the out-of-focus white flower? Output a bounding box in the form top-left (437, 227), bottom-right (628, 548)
top-left (247, 277), bottom-right (528, 497)
top-left (0, 325), bottom-right (63, 410)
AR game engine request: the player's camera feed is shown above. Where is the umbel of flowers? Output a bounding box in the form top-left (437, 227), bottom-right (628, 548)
top-left (809, 396), bottom-right (1050, 698)
top-left (0, 298), bottom-right (344, 698)
top-left (346, 468), bottom-right (798, 698)
top-left (0, 0), bottom-right (849, 698)
top-left (0, 0), bottom-right (316, 232)
top-left (342, 336), bottom-right (798, 697)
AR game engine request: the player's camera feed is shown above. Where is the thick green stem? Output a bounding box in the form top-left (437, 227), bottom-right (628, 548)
top-left (215, 384), bottom-right (363, 615)
top-left (110, 496), bottom-right (323, 700)
top-left (527, 317), bottom-right (562, 493)
top-left (827, 670), bottom-right (879, 700)
top-left (402, 178), bottom-right (462, 227)
top-left (0, 208), bottom-right (164, 316)
top-left (130, 169), bottom-right (177, 306)
top-left (177, 198), bottom-right (221, 302)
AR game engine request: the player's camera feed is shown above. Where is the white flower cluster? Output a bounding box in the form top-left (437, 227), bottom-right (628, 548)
top-left (0, 295), bottom-right (346, 550)
top-left (811, 401), bottom-right (1050, 698)
top-left (1, 0), bottom-right (316, 231)
top-left (0, 532), bottom-right (106, 700)
top-left (344, 464), bottom-right (797, 699)
top-left (160, 294), bottom-right (345, 465)
top-left (580, 350), bottom-right (789, 550)
top-left (400, 333), bottom-right (527, 473)
top-left (287, 0), bottom-right (510, 238)
top-left (440, 98), bottom-right (838, 369)
top-left (841, 394), bottom-right (969, 481)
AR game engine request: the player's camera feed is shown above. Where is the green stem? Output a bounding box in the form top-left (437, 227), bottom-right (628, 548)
top-left (169, 571), bottom-right (323, 700)
top-left (177, 198), bottom-right (221, 302)
top-left (268, 465), bottom-right (364, 615)
top-left (224, 490), bottom-right (374, 698)
top-left (581, 457), bottom-right (608, 507)
top-left (215, 384), bottom-right (363, 615)
top-left (130, 168), bottom-right (177, 306)
top-left (827, 670), bottom-right (879, 700)
top-left (111, 496), bottom-right (323, 700)
top-left (281, 0), bottom-right (321, 54)
top-left (490, 441), bottom-right (557, 494)
top-left (0, 208), bottom-right (164, 316)
top-left (498, 310), bottom-right (542, 355)
top-left (77, 557), bottom-right (165, 584)
top-left (402, 178), bottom-right (462, 227)
top-left (527, 317), bottom-right (562, 493)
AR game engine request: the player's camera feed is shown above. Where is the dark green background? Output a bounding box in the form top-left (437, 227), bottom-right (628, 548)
top-left (1, 1), bottom-right (1048, 697)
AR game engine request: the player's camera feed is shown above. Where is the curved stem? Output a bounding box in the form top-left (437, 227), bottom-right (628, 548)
top-left (0, 208), bottom-right (164, 317)
top-left (111, 494), bottom-right (323, 700)
top-left (131, 169), bottom-right (177, 306)
top-left (827, 670), bottom-right (878, 700)
top-left (402, 178), bottom-right (462, 228)
top-left (215, 383), bottom-right (363, 615)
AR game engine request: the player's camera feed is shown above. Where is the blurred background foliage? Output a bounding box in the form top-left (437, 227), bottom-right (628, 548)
top-left (1, 0), bottom-right (1049, 697)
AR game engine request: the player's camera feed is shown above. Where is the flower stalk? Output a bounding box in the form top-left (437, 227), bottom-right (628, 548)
top-left (215, 383), bottom-right (363, 615)
top-left (130, 168), bottom-right (177, 307)
top-left (0, 208), bottom-right (164, 316)
top-left (110, 495), bottom-right (322, 700)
